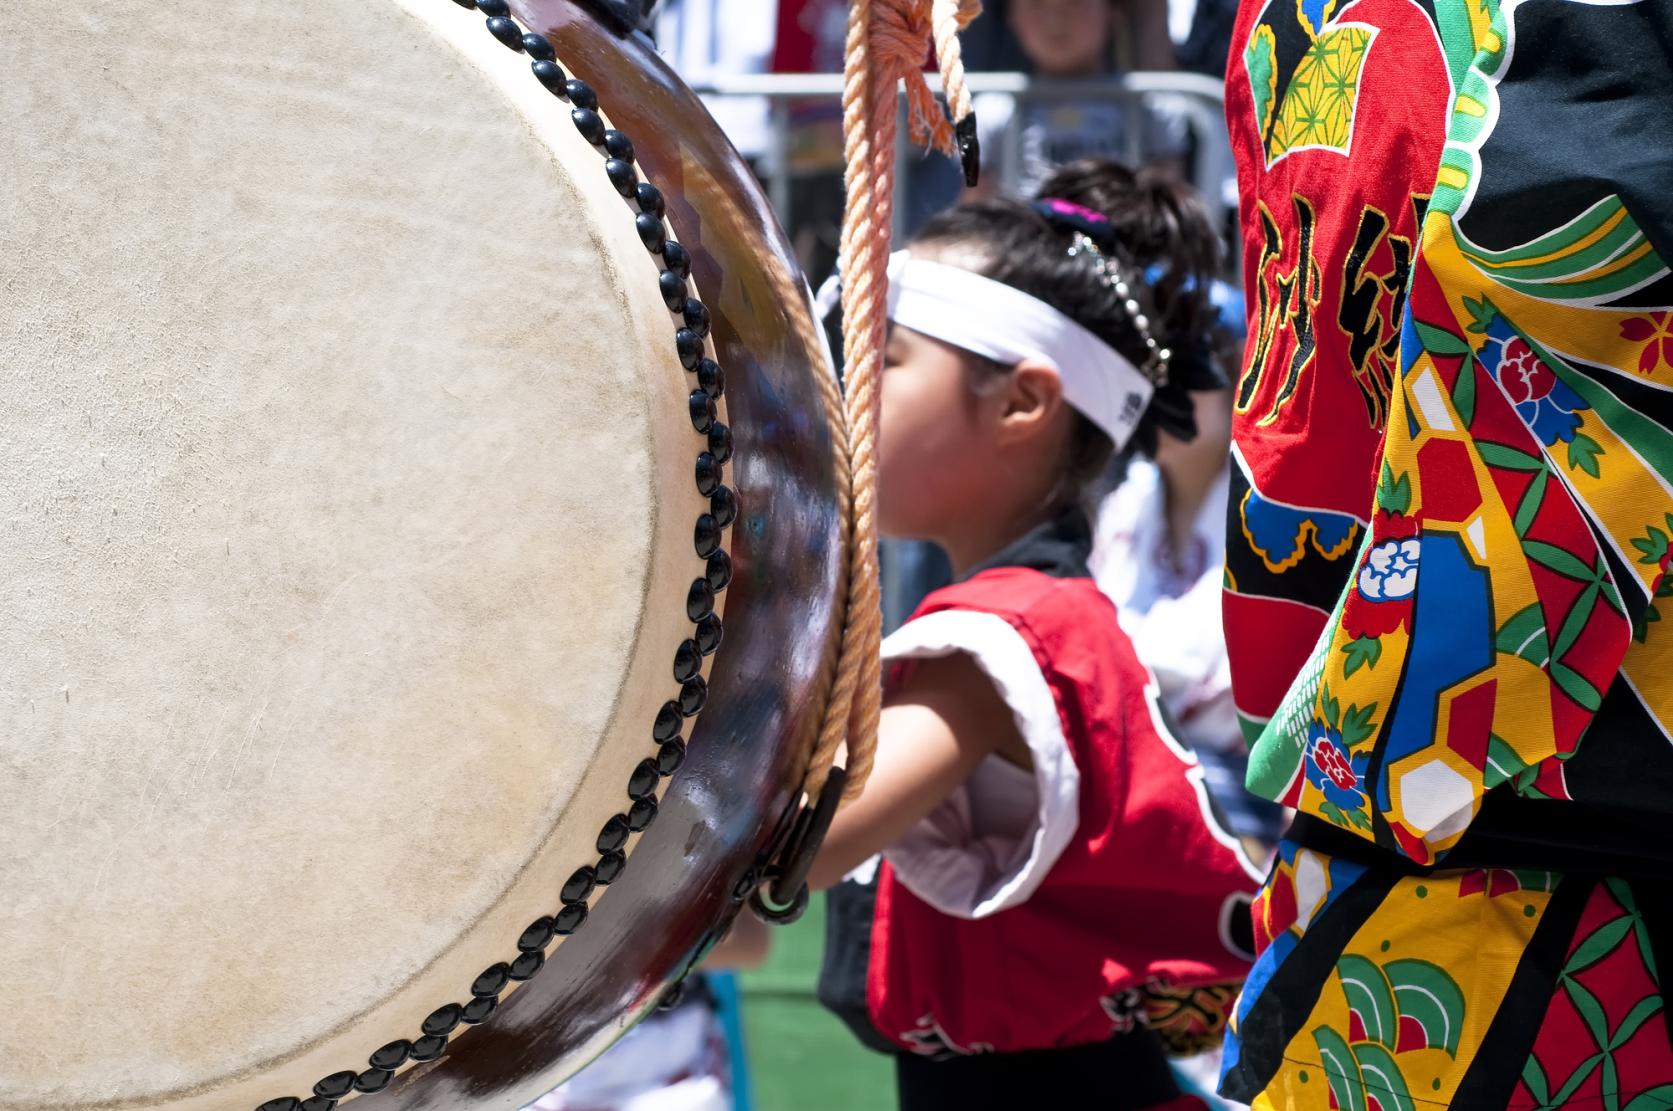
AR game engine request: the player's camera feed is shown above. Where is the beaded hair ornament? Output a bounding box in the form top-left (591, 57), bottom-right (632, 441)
top-left (1032, 198), bottom-right (1172, 388)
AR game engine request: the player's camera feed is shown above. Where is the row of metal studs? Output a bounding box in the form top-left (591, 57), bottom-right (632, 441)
top-left (251, 2), bottom-right (734, 1106)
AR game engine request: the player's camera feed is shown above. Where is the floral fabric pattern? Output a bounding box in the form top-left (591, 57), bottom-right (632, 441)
top-left (1221, 0), bottom-right (1673, 1104)
top-left (1478, 320), bottom-right (1593, 449)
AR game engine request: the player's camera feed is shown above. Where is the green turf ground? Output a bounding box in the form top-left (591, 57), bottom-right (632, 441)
top-left (737, 899), bottom-right (894, 1110)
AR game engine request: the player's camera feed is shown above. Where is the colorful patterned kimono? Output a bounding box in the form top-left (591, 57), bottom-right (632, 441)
top-left (1220, 0), bottom-right (1673, 1106)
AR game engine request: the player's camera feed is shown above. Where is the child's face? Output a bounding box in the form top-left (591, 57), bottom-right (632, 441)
top-left (877, 323), bottom-right (999, 541)
top-left (1008, 0), bottom-right (1115, 76)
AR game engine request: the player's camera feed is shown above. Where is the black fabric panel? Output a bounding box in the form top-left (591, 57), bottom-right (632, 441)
top-left (1560, 679), bottom-right (1673, 820)
top-left (895, 1026), bottom-right (1181, 1110)
top-left (1598, 271), bottom-right (1673, 310)
top-left (1457, 0), bottom-right (1673, 268)
top-left (816, 878), bottom-right (898, 1055)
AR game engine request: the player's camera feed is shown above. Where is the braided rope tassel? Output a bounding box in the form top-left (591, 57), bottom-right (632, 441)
top-left (801, 0), bottom-right (979, 806)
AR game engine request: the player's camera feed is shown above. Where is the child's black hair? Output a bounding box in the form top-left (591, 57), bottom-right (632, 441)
top-left (911, 159), bottom-right (1226, 490)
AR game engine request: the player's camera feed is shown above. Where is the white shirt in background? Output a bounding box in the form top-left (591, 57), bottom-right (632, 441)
top-left (1090, 459), bottom-right (1240, 754)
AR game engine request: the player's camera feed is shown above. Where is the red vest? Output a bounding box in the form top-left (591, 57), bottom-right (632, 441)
top-left (867, 569), bottom-right (1259, 1055)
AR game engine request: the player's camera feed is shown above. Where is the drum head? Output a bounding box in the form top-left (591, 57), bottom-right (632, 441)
top-left (2, 2), bottom-right (725, 1107)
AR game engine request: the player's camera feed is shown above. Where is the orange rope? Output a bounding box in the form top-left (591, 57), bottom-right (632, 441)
top-left (801, 0), bottom-right (978, 806)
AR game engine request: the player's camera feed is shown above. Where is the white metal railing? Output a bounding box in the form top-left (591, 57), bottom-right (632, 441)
top-left (687, 71), bottom-right (1234, 239)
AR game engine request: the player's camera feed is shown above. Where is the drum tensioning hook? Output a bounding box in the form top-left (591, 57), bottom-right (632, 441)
top-left (746, 766), bottom-right (847, 925)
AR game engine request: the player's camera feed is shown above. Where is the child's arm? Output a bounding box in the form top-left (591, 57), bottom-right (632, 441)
top-left (805, 651), bottom-right (1023, 891)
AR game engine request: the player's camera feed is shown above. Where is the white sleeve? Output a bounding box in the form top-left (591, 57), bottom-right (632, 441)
top-left (878, 610), bottom-right (1081, 919)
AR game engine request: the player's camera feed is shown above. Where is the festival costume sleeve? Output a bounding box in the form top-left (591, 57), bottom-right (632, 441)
top-left (1227, 0), bottom-right (1673, 868)
top-left (1220, 0), bottom-right (1673, 1106)
top-left (877, 611), bottom-right (1081, 919)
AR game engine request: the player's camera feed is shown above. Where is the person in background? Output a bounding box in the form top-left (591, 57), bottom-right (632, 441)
top-left (1166, 0), bottom-right (1239, 76)
top-left (1080, 234), bottom-right (1285, 858)
top-left (974, 0), bottom-right (1185, 199)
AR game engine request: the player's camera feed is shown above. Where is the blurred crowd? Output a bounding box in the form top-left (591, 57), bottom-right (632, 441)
top-left (660, 0), bottom-right (1241, 287)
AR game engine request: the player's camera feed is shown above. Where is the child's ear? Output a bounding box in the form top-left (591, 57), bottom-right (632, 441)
top-left (996, 359), bottom-right (1066, 443)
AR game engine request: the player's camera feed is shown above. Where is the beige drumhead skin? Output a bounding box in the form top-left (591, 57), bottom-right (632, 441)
top-left (0, 1), bottom-right (718, 1107)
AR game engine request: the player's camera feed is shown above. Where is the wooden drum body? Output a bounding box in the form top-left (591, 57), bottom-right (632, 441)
top-left (0, 1), bottom-right (843, 1108)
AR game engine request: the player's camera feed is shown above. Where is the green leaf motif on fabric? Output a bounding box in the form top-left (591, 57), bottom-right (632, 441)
top-left (1319, 798), bottom-right (1374, 831)
top-left (1246, 24), bottom-right (1279, 138)
top-left (1623, 1083), bottom-right (1673, 1111)
top-left (1477, 440), bottom-right (1545, 472)
top-left (1552, 581), bottom-right (1604, 664)
top-left (1313, 1026), bottom-right (1368, 1111)
top-left (1415, 320), bottom-right (1472, 356)
top-left (1513, 467), bottom-right (1549, 539)
top-left (1633, 603), bottom-right (1661, 644)
top-left (1342, 635), bottom-right (1383, 677)
top-left (1321, 683), bottom-right (1342, 731)
top-left (1337, 955), bottom-right (1398, 1048)
top-left (1452, 357), bottom-right (1477, 426)
top-left (1611, 996), bottom-right (1665, 1051)
top-left (1594, 552), bottom-right (1628, 619)
top-left (1463, 295), bottom-right (1499, 335)
top-left (1618, 877), bottom-right (1664, 982)
top-left (1631, 525), bottom-right (1672, 567)
top-left (1527, 894), bottom-right (1673, 1111)
top-left (1341, 702), bottom-right (1378, 748)
top-left (1484, 734), bottom-right (1531, 789)
top-left (1546, 1051), bottom-right (1606, 1109)
top-left (1564, 975), bottom-right (1611, 1044)
top-left (1567, 914), bottom-right (1636, 976)
top-left (1351, 1043), bottom-right (1416, 1111)
top-left (1567, 432), bottom-right (1604, 479)
top-left (1551, 662), bottom-right (1604, 713)
top-left (1384, 960), bottom-right (1465, 1056)
top-left (1495, 603), bottom-right (1550, 666)
top-left (1525, 539), bottom-right (1599, 583)
top-left (1522, 1055), bottom-right (1551, 1106)
top-left (1377, 462), bottom-right (1413, 515)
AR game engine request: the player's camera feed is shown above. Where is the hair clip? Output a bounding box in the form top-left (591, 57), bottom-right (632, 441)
top-left (1032, 198), bottom-right (1116, 251)
top-left (1064, 231), bottom-right (1171, 388)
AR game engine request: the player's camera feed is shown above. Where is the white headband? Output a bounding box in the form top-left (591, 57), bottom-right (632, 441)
top-left (884, 251), bottom-right (1154, 451)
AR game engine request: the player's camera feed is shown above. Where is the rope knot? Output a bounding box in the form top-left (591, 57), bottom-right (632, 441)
top-left (868, 0), bottom-right (979, 157)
